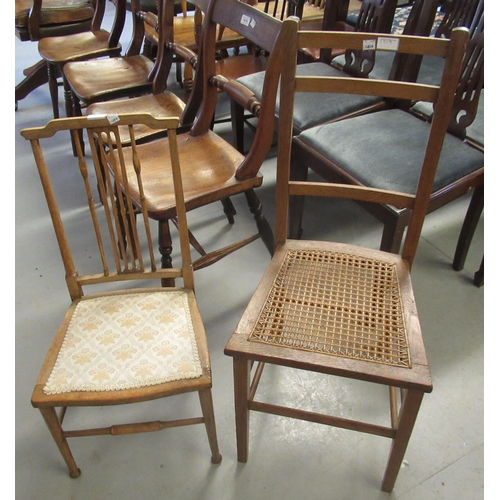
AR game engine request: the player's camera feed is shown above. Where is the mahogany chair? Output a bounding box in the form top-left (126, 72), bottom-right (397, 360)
top-left (96, 0), bottom-right (295, 286)
top-left (289, 7), bottom-right (484, 255)
top-left (224, 26), bottom-right (469, 492)
top-left (15, 0), bottom-right (95, 109)
top-left (37, 0), bottom-right (127, 119)
top-left (21, 113), bottom-right (222, 478)
top-left (230, 0), bottom-right (399, 153)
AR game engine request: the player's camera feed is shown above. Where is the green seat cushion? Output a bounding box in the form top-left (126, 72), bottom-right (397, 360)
top-left (296, 109), bottom-right (484, 194)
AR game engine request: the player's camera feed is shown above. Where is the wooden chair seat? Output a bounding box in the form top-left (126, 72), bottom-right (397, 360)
top-left (64, 54), bottom-right (155, 102)
top-left (37, 0), bottom-right (127, 118)
top-left (15, 0), bottom-right (94, 36)
top-left (111, 129), bottom-right (261, 221)
top-left (86, 92), bottom-right (187, 144)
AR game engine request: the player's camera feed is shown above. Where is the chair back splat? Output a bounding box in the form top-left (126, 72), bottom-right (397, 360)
top-left (224, 26), bottom-right (469, 493)
top-left (21, 113), bottom-right (222, 477)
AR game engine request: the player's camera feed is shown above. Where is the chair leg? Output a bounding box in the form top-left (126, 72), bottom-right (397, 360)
top-left (232, 357), bottom-right (251, 463)
top-left (221, 198), bottom-right (237, 224)
top-left (15, 59), bottom-right (49, 108)
top-left (474, 257), bottom-right (484, 287)
top-left (244, 189), bottom-right (274, 256)
top-left (453, 185), bottom-right (484, 272)
top-left (47, 62), bottom-right (60, 119)
top-left (158, 219), bottom-right (175, 287)
top-left (380, 215), bottom-right (408, 254)
top-left (381, 389), bottom-right (424, 493)
top-left (198, 389), bottom-right (222, 464)
top-left (64, 80), bottom-right (85, 156)
top-left (288, 159), bottom-right (309, 239)
top-left (38, 407), bottom-right (81, 479)
top-left (230, 99), bottom-right (246, 154)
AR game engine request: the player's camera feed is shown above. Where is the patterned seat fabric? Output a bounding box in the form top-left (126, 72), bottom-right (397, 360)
top-left (44, 291), bottom-right (203, 395)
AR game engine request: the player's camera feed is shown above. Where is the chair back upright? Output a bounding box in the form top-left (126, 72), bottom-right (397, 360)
top-left (21, 114), bottom-right (195, 298)
top-left (189, 0), bottom-right (298, 180)
top-left (277, 27), bottom-right (470, 267)
top-left (341, 0), bottom-right (399, 76)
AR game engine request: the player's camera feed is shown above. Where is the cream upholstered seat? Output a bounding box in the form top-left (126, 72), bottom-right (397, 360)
top-left (21, 113), bottom-right (221, 478)
top-left (43, 291), bottom-right (202, 395)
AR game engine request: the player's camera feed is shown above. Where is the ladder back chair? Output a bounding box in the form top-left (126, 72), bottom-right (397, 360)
top-left (15, 0), bottom-right (96, 109)
top-left (224, 25), bottom-right (469, 492)
top-left (20, 113), bottom-right (222, 478)
top-left (95, 0), bottom-right (294, 286)
top-left (37, 0), bottom-right (127, 119)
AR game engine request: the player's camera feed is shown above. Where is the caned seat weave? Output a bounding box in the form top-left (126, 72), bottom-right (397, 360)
top-left (44, 291), bottom-right (202, 395)
top-left (248, 249), bottom-right (410, 368)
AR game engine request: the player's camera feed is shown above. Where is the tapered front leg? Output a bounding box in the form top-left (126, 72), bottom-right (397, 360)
top-left (381, 389), bottom-right (424, 492)
top-left (198, 389), bottom-right (222, 464)
top-left (233, 357), bottom-right (251, 463)
top-left (39, 407), bottom-right (81, 479)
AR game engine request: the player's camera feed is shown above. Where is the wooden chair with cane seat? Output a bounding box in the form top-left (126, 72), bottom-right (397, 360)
top-left (15, 0), bottom-right (96, 110)
top-left (21, 113), bottom-right (222, 478)
top-left (37, 0), bottom-right (127, 119)
top-left (95, 0), bottom-right (294, 286)
top-left (224, 25), bottom-right (469, 493)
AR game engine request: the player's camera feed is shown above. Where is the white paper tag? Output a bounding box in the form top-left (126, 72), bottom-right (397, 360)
top-left (241, 14), bottom-right (251, 26)
top-left (377, 37), bottom-right (400, 51)
top-left (363, 39), bottom-right (376, 51)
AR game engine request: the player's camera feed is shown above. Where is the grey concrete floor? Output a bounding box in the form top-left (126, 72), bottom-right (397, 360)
top-left (14, 5), bottom-right (485, 500)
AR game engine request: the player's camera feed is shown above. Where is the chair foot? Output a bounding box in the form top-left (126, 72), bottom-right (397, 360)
top-left (245, 190), bottom-right (274, 256)
top-left (16, 60), bottom-right (49, 103)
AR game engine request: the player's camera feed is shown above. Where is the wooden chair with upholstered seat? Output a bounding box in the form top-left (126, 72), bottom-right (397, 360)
top-left (21, 113), bottom-right (222, 478)
top-left (94, 0), bottom-right (294, 286)
top-left (15, 0), bottom-right (96, 109)
top-left (229, 0), bottom-right (399, 153)
top-left (288, 4), bottom-right (484, 254)
top-left (37, 0), bottom-right (127, 119)
top-left (224, 25), bottom-right (469, 492)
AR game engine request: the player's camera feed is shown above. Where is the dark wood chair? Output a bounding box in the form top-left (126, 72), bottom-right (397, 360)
top-left (15, 0), bottom-right (96, 109)
top-left (98, 0), bottom-right (294, 286)
top-left (62, 0), bottom-right (185, 154)
top-left (224, 25), bottom-right (469, 493)
top-left (21, 113), bottom-right (222, 478)
top-left (230, 0), bottom-right (399, 153)
top-left (289, 5), bottom-right (483, 255)
top-left (37, 0), bottom-right (127, 119)
top-left (63, 0), bottom-right (170, 125)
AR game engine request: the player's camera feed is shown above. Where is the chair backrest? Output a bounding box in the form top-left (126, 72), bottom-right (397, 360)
top-left (342, 0), bottom-right (399, 76)
top-left (16, 0), bottom-right (95, 41)
top-left (435, 0), bottom-right (479, 39)
top-left (103, 0), bottom-right (128, 49)
top-left (21, 114), bottom-right (193, 299)
top-left (186, 0), bottom-right (296, 179)
top-left (20, 114), bottom-right (195, 299)
top-left (124, 0), bottom-right (176, 92)
top-left (446, 2), bottom-right (483, 141)
top-left (276, 26), bottom-right (470, 267)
